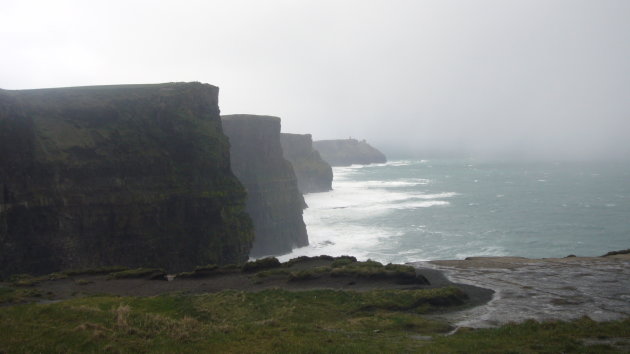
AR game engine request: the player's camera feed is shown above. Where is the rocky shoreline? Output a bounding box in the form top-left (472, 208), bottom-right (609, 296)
top-left (415, 253), bottom-right (630, 328)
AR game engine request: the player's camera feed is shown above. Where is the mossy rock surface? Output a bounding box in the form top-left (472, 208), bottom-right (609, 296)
top-left (0, 83), bottom-right (254, 277)
top-left (222, 115), bottom-right (308, 257)
top-left (280, 133), bottom-right (333, 193)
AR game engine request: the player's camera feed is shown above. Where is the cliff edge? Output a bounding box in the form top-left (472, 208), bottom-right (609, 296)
top-left (313, 139), bottom-right (387, 166)
top-left (280, 133), bottom-right (333, 193)
top-left (222, 115), bottom-right (308, 257)
top-left (0, 83), bottom-right (254, 277)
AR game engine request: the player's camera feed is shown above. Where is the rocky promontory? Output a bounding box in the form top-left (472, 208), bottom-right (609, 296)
top-left (313, 139), bottom-right (387, 166)
top-left (0, 83), bottom-right (254, 277)
top-left (222, 115), bottom-right (308, 257)
top-left (280, 133), bottom-right (332, 193)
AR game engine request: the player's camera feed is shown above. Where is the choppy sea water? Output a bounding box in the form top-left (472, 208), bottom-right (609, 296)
top-left (278, 159), bottom-right (630, 326)
top-left (280, 159), bottom-right (630, 263)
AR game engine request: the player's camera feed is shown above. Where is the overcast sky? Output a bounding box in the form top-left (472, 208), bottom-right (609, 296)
top-left (2, 0), bottom-right (629, 159)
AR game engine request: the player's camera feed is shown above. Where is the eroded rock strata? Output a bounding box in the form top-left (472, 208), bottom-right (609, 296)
top-left (0, 83), bottom-right (254, 277)
top-left (313, 139), bottom-right (387, 166)
top-left (222, 115), bottom-right (308, 256)
top-left (280, 133), bottom-right (332, 193)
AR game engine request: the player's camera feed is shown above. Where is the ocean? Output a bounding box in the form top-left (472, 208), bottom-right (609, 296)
top-left (279, 159), bottom-right (630, 264)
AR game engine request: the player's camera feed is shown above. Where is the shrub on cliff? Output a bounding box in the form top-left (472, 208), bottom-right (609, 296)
top-left (242, 257), bottom-right (282, 273)
top-left (107, 268), bottom-right (166, 280)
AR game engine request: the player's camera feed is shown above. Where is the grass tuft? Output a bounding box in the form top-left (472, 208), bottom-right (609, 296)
top-left (602, 249), bottom-right (630, 257)
top-left (176, 264), bottom-right (241, 279)
top-left (107, 268), bottom-right (166, 280)
top-left (63, 266), bottom-right (130, 276)
top-left (242, 257), bottom-right (281, 273)
top-left (288, 266), bottom-right (331, 281)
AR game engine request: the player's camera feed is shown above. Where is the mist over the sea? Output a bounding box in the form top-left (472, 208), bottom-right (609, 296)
top-left (2, 0), bottom-right (629, 161)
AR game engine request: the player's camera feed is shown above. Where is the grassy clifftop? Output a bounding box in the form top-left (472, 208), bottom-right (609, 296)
top-left (0, 83), bottom-right (254, 277)
top-left (0, 254), bottom-right (627, 353)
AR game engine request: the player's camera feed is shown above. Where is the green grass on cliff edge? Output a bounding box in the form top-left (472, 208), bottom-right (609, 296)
top-left (0, 289), bottom-right (629, 353)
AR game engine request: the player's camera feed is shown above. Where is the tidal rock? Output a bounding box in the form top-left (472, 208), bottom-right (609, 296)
top-left (280, 133), bottom-right (332, 193)
top-left (222, 115), bottom-right (308, 257)
top-left (0, 83), bottom-right (254, 277)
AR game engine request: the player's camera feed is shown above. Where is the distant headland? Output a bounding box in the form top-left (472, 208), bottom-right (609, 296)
top-left (313, 138), bottom-right (387, 166)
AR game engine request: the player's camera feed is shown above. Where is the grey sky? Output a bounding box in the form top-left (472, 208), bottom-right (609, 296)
top-left (2, 0), bottom-right (629, 159)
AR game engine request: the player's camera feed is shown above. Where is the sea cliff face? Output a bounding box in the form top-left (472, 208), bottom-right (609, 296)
top-left (280, 133), bottom-right (332, 193)
top-left (222, 115), bottom-right (308, 257)
top-left (0, 83), bottom-right (254, 277)
top-left (313, 139), bottom-right (387, 166)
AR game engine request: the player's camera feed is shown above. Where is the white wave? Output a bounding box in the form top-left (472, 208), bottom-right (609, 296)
top-left (278, 219), bottom-right (403, 262)
top-left (358, 178), bottom-right (431, 188)
top-left (390, 200), bottom-right (450, 209)
top-left (384, 160), bottom-right (414, 167)
top-left (307, 184), bottom-right (455, 218)
top-left (409, 192), bottom-right (457, 199)
top-left (281, 158), bottom-right (459, 264)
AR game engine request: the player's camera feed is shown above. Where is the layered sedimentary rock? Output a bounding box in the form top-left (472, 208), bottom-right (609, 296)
top-left (0, 83), bottom-right (254, 277)
top-left (222, 115), bottom-right (308, 256)
top-left (313, 139), bottom-right (387, 166)
top-left (280, 133), bottom-right (332, 193)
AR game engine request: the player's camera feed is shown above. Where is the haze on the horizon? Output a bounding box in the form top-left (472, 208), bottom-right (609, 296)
top-left (1, 0), bottom-right (629, 160)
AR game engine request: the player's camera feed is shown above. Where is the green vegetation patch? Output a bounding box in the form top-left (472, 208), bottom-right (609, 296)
top-left (176, 264), bottom-right (241, 279)
top-left (8, 274), bottom-right (42, 287)
top-left (254, 269), bottom-right (292, 278)
top-left (602, 249), bottom-right (630, 257)
top-left (242, 257), bottom-right (282, 273)
top-left (331, 261), bottom-right (429, 284)
top-left (4, 267), bottom-right (130, 286)
top-left (0, 288), bottom-right (456, 353)
top-left (284, 255), bottom-right (357, 268)
top-left (63, 266), bottom-right (130, 276)
top-left (106, 268), bottom-right (166, 280)
top-left (330, 256), bottom-right (358, 268)
top-left (428, 317), bottom-right (630, 353)
top-left (284, 259), bottom-right (428, 285)
top-left (1, 288), bottom-right (627, 353)
top-left (288, 266), bottom-right (332, 281)
top-left (359, 287), bottom-right (468, 311)
top-left (0, 286), bottom-right (49, 305)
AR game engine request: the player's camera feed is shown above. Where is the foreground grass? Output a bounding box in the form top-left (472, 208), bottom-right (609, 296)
top-left (0, 288), bottom-right (456, 353)
top-left (0, 289), bottom-right (628, 353)
top-left (431, 317), bottom-right (630, 353)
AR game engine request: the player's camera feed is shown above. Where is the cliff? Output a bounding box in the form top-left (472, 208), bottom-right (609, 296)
top-left (0, 83), bottom-right (254, 277)
top-left (280, 133), bottom-right (333, 193)
top-left (221, 115), bottom-right (308, 256)
top-left (313, 139), bottom-right (387, 166)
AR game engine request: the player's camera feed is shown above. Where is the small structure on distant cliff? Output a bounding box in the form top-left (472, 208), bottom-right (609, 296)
top-left (0, 83), bottom-right (254, 277)
top-left (222, 115), bottom-right (309, 257)
top-left (313, 139), bottom-right (387, 166)
top-left (280, 133), bottom-right (333, 193)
